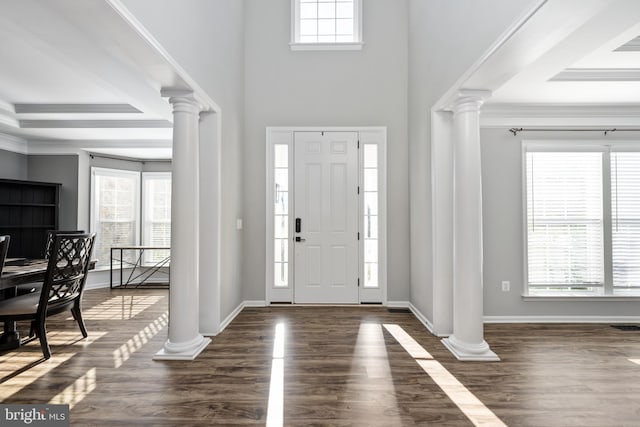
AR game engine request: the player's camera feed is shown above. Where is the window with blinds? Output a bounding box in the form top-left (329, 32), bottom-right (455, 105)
top-left (525, 147), bottom-right (640, 296)
top-left (142, 172), bottom-right (171, 265)
top-left (525, 152), bottom-right (604, 293)
top-left (611, 152), bottom-right (640, 291)
top-left (292, 0), bottom-right (361, 48)
top-left (91, 168), bottom-right (140, 268)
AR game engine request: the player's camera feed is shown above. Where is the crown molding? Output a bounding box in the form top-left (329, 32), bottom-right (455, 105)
top-left (0, 136), bottom-right (171, 156)
top-left (550, 68), bottom-right (640, 82)
top-left (481, 104), bottom-right (640, 128)
top-left (19, 120), bottom-right (173, 129)
top-left (0, 132), bottom-right (28, 154)
top-left (27, 138), bottom-right (171, 152)
top-left (0, 101), bottom-right (19, 129)
top-left (14, 104), bottom-right (142, 114)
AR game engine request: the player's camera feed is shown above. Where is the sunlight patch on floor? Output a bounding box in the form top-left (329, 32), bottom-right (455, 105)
top-left (44, 330), bottom-right (107, 347)
top-left (266, 322), bottom-right (285, 427)
top-left (73, 295), bottom-right (165, 320)
top-left (49, 367), bottom-right (96, 409)
top-left (0, 352), bottom-right (76, 400)
top-left (343, 323), bottom-right (403, 425)
top-left (113, 312), bottom-right (168, 368)
top-left (383, 324), bottom-right (507, 427)
top-left (629, 359), bottom-right (640, 366)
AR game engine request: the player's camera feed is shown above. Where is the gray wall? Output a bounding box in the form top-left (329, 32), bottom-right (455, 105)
top-left (481, 128), bottom-right (640, 317)
top-left (407, 0), bottom-right (540, 320)
top-left (0, 148), bottom-right (28, 180)
top-left (28, 155), bottom-right (79, 230)
top-left (121, 0), bottom-right (245, 320)
top-left (244, 0), bottom-right (410, 301)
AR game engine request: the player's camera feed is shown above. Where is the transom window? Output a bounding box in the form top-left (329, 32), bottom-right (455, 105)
top-left (524, 143), bottom-right (640, 296)
top-left (291, 0), bottom-right (362, 50)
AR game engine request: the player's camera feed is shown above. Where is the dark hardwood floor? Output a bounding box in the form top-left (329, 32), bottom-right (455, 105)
top-left (1, 288), bottom-right (639, 426)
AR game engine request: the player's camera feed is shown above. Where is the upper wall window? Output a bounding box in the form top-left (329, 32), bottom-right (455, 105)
top-left (291, 0), bottom-right (363, 50)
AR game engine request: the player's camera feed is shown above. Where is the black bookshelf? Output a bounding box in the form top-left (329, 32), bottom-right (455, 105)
top-left (0, 179), bottom-right (61, 258)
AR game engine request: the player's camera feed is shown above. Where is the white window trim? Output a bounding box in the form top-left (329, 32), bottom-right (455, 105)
top-left (90, 167), bottom-right (141, 271)
top-left (521, 140), bottom-right (640, 298)
top-left (265, 126), bottom-right (387, 304)
top-left (290, 0), bottom-right (363, 51)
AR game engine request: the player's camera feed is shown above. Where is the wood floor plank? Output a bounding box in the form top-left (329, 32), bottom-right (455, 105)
top-left (1, 288), bottom-right (640, 426)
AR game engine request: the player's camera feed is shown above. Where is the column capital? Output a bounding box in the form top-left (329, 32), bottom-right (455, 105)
top-left (161, 89), bottom-right (204, 115)
top-left (449, 89), bottom-right (492, 116)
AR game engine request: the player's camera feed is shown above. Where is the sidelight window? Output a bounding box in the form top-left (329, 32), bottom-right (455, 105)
top-left (274, 144), bottom-right (290, 288)
top-left (363, 143), bottom-right (378, 288)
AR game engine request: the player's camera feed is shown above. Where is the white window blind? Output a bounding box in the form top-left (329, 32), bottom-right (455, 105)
top-left (526, 152), bottom-right (604, 290)
top-left (91, 168), bottom-right (140, 268)
top-left (293, 0), bottom-right (360, 44)
top-left (611, 152), bottom-right (640, 289)
top-left (142, 172), bottom-right (171, 264)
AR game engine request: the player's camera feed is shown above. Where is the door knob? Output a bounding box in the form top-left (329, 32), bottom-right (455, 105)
top-left (295, 236), bottom-right (306, 242)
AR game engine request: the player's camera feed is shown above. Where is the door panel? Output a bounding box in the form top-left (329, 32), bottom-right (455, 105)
top-left (294, 131), bottom-right (359, 303)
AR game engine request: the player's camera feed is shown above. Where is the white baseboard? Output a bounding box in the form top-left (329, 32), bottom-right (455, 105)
top-left (484, 315), bottom-right (640, 323)
top-left (386, 300), bottom-right (409, 308)
top-left (86, 282), bottom-right (111, 290)
top-left (219, 302), bottom-right (245, 332)
top-left (408, 302), bottom-right (441, 336)
top-left (218, 300), bottom-right (268, 334)
top-left (244, 300), bottom-right (268, 307)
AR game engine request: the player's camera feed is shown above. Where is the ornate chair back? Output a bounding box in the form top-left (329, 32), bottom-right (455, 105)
top-left (43, 230), bottom-right (85, 260)
top-left (38, 233), bottom-right (95, 314)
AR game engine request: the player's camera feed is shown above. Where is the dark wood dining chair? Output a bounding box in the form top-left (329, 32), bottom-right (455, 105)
top-left (16, 230), bottom-right (85, 296)
top-left (0, 235), bottom-right (9, 302)
top-left (0, 235), bottom-right (9, 276)
top-left (0, 233), bottom-right (95, 359)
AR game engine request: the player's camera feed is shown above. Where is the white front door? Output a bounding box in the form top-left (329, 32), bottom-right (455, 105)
top-left (293, 131), bottom-right (359, 303)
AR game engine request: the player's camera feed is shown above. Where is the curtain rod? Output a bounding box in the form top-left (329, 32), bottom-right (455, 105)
top-left (509, 128), bottom-right (640, 136)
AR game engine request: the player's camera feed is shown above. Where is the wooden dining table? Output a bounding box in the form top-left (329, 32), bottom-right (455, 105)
top-left (1, 258), bottom-right (51, 290)
top-left (0, 258), bottom-right (96, 351)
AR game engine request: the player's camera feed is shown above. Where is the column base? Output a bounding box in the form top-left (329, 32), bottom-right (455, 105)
top-left (441, 335), bottom-right (499, 361)
top-left (153, 335), bottom-right (211, 361)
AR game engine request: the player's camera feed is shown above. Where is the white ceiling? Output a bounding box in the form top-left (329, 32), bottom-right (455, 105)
top-left (475, 0), bottom-right (640, 107)
top-left (0, 0), bottom-right (192, 160)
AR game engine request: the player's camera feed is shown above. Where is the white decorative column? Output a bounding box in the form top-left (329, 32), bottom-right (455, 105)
top-left (442, 90), bottom-right (499, 361)
top-left (154, 93), bottom-right (211, 360)
top-left (198, 111), bottom-right (221, 336)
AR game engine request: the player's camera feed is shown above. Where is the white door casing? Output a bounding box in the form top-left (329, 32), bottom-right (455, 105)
top-left (293, 131), bottom-right (359, 303)
top-left (265, 127), bottom-right (387, 305)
